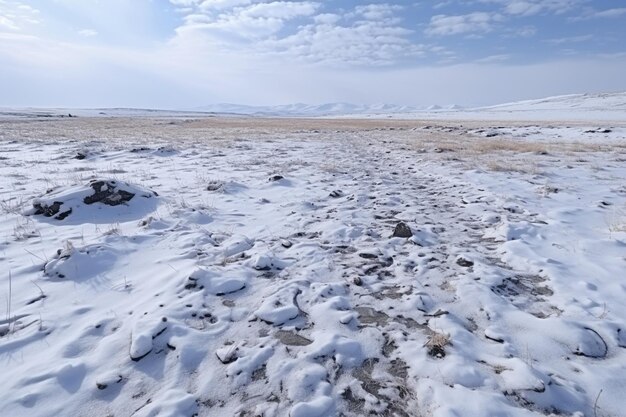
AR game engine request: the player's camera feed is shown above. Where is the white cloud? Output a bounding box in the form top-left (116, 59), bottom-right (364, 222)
top-left (262, 19), bottom-right (424, 66)
top-left (199, 0), bottom-right (252, 10)
top-left (242, 1), bottom-right (318, 19)
top-left (78, 29), bottom-right (98, 37)
top-left (175, 1), bottom-right (319, 42)
top-left (171, 1), bottom-right (430, 66)
top-left (1, 0), bottom-right (624, 108)
top-left (516, 25), bottom-right (536, 37)
top-left (426, 12), bottom-right (503, 36)
top-left (475, 53), bottom-right (511, 63)
top-left (0, 0), bottom-right (40, 31)
top-left (354, 4), bottom-right (401, 21)
top-left (313, 13), bottom-right (340, 25)
top-left (0, 15), bottom-right (18, 30)
top-left (504, 1), bottom-right (542, 16)
top-left (545, 34), bottom-right (593, 44)
top-left (481, 0), bottom-right (582, 16)
top-left (569, 7), bottom-right (626, 21)
top-left (589, 8), bottom-right (626, 18)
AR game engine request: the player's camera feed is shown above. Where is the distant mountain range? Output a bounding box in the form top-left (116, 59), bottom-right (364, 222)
top-left (192, 102), bottom-right (464, 116)
top-left (192, 92), bottom-right (626, 117)
top-left (2, 92), bottom-right (623, 121)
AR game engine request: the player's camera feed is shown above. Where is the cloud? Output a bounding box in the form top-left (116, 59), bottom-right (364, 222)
top-left (545, 34), bottom-right (593, 44)
top-left (481, 0), bottom-right (582, 16)
top-left (171, 1), bottom-right (434, 66)
top-left (0, 0), bottom-right (625, 108)
top-left (0, 0), bottom-right (40, 31)
top-left (426, 12), bottom-right (504, 36)
top-left (569, 6), bottom-right (626, 21)
top-left (199, 0), bottom-right (253, 10)
top-left (78, 29), bottom-right (98, 37)
top-left (475, 53), bottom-right (511, 63)
top-left (313, 13), bottom-right (340, 24)
top-left (175, 1), bottom-right (320, 42)
top-left (354, 3), bottom-right (401, 21)
top-left (262, 19), bottom-right (425, 66)
top-left (516, 26), bottom-right (536, 37)
top-left (588, 8), bottom-right (626, 18)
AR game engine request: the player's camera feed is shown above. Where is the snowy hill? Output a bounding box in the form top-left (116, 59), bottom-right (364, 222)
top-left (479, 91), bottom-right (626, 112)
top-left (1, 92), bottom-right (624, 121)
top-left (349, 91), bottom-right (626, 122)
top-left (193, 102), bottom-right (425, 116)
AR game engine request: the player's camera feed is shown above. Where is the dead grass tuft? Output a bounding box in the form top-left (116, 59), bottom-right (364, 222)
top-left (424, 332), bottom-right (451, 358)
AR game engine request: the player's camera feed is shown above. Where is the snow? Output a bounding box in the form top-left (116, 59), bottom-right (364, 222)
top-left (3, 92), bottom-right (625, 121)
top-left (343, 91), bottom-right (626, 122)
top-left (1, 107), bottom-right (626, 417)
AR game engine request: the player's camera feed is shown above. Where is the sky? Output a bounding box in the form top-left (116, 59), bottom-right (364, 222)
top-left (0, 0), bottom-right (625, 108)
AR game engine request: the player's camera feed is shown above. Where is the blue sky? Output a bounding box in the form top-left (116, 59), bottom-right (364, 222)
top-left (0, 0), bottom-right (625, 108)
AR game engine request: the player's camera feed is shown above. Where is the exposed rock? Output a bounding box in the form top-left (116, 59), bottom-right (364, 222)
top-left (206, 181), bottom-right (223, 191)
top-left (392, 222), bottom-right (412, 238)
top-left (31, 179), bottom-right (158, 222)
top-left (456, 257), bottom-right (474, 267)
top-left (84, 180), bottom-right (135, 206)
top-left (275, 330), bottom-right (312, 346)
top-left (33, 201), bottom-right (72, 220)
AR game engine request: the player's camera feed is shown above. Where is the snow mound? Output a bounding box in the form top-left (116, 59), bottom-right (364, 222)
top-left (28, 179), bottom-right (159, 224)
top-left (44, 242), bottom-right (119, 280)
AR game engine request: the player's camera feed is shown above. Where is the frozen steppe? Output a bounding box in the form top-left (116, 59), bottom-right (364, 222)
top-left (1, 111), bottom-right (625, 417)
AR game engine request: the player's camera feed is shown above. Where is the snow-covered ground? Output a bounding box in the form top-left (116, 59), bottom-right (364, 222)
top-left (4, 91), bottom-right (624, 121)
top-left (1, 115), bottom-right (626, 417)
top-left (351, 92), bottom-right (626, 122)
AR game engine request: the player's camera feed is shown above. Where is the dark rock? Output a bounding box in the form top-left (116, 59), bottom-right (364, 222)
top-left (427, 345), bottom-right (446, 358)
top-left (84, 180), bottom-right (135, 206)
top-left (329, 190), bottom-right (343, 198)
top-left (275, 330), bottom-right (313, 346)
top-left (392, 222), bottom-right (412, 238)
top-left (206, 181), bottom-right (223, 191)
top-left (269, 175), bottom-right (284, 182)
top-left (33, 201), bottom-right (72, 220)
top-left (130, 147), bottom-right (151, 153)
top-left (216, 347), bottom-right (239, 364)
top-left (456, 257), bottom-right (474, 267)
top-left (75, 153), bottom-right (87, 160)
top-left (485, 333), bottom-right (504, 343)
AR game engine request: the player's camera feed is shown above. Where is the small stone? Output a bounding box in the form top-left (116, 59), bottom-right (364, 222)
top-left (206, 181), bottom-right (223, 191)
top-left (456, 257), bottom-right (474, 267)
top-left (329, 190), bottom-right (343, 198)
top-left (269, 175), bottom-right (284, 182)
top-left (216, 346), bottom-right (239, 364)
top-left (392, 222), bottom-right (412, 238)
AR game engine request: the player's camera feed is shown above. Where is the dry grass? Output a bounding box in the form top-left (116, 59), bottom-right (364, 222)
top-left (424, 331), bottom-right (451, 358)
top-left (1, 117), bottom-right (623, 178)
top-left (606, 206), bottom-right (626, 237)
